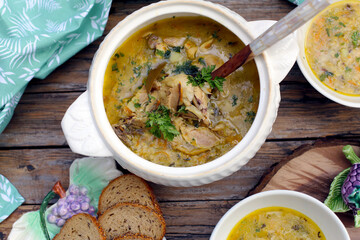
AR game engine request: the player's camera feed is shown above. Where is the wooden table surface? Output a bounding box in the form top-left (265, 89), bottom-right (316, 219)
top-left (1, 0), bottom-right (360, 239)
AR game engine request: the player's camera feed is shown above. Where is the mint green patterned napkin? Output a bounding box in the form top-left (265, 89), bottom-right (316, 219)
top-left (0, 0), bottom-right (112, 134)
top-left (0, 174), bottom-right (24, 223)
top-left (287, 0), bottom-right (305, 5)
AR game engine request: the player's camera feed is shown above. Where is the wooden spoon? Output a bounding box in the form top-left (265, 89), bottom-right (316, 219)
top-left (211, 0), bottom-right (330, 79)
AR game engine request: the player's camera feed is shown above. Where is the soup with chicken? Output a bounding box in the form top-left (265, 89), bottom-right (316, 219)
top-left (103, 17), bottom-right (259, 167)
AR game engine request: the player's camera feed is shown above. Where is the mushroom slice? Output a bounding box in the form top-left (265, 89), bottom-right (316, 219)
top-left (163, 37), bottom-right (186, 47)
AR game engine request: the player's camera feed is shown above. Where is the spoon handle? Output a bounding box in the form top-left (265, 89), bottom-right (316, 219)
top-left (212, 0), bottom-right (330, 79)
top-left (250, 0), bottom-right (330, 56)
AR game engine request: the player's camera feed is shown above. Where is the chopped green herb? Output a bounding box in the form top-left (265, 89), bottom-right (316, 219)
top-left (212, 30), bottom-right (221, 41)
top-left (198, 57), bottom-right (206, 66)
top-left (131, 60), bottom-right (136, 65)
top-left (352, 31), bottom-right (360, 48)
top-left (345, 66), bottom-right (352, 72)
top-left (120, 52), bottom-right (125, 57)
top-left (116, 88), bottom-right (121, 93)
top-left (356, 57), bottom-right (360, 62)
top-left (129, 77), bottom-right (135, 83)
top-left (115, 53), bottom-right (120, 58)
top-left (330, 15), bottom-right (339, 20)
top-left (146, 105), bottom-right (180, 141)
top-left (178, 105), bottom-right (188, 113)
top-left (112, 63), bottom-right (119, 72)
top-left (319, 71), bottom-right (334, 81)
top-left (335, 53), bottom-right (339, 58)
top-left (326, 28), bottom-right (330, 37)
top-left (335, 32), bottom-right (344, 37)
top-left (164, 50), bottom-right (171, 59)
top-left (173, 60), bottom-right (199, 75)
top-left (134, 103), bottom-right (141, 108)
top-left (133, 65), bottom-right (142, 77)
top-left (228, 41), bottom-right (237, 46)
top-left (339, 22), bottom-right (346, 27)
top-left (187, 65), bottom-right (226, 92)
top-left (155, 49), bottom-right (165, 57)
top-left (245, 111), bottom-right (256, 123)
top-left (114, 104), bottom-right (121, 109)
top-left (248, 95), bottom-right (253, 103)
top-left (171, 46), bottom-right (182, 53)
top-left (148, 94), bottom-right (156, 103)
top-left (232, 95), bottom-right (238, 107)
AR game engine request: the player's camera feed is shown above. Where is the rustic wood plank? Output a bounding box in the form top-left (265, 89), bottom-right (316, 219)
top-left (0, 141), bottom-right (309, 205)
top-left (0, 200), bottom-right (237, 240)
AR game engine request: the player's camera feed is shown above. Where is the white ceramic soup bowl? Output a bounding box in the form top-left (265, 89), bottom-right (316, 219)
top-left (297, 0), bottom-right (360, 108)
top-left (210, 190), bottom-right (350, 240)
top-left (61, 0), bottom-right (298, 187)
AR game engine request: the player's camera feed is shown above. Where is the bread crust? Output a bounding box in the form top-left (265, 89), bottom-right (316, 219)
top-left (98, 202), bottom-right (166, 240)
top-left (53, 213), bottom-right (106, 240)
top-left (114, 233), bottom-right (153, 240)
top-left (97, 174), bottom-right (162, 215)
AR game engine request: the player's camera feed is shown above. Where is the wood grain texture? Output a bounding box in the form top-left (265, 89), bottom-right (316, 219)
top-left (251, 142), bottom-right (360, 239)
top-left (1, 1), bottom-right (360, 240)
top-left (0, 141), bottom-right (307, 205)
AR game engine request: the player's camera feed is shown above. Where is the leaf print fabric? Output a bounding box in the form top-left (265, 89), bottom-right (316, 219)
top-left (287, 0), bottom-right (304, 5)
top-left (0, 174), bottom-right (25, 223)
top-left (0, 0), bottom-right (112, 133)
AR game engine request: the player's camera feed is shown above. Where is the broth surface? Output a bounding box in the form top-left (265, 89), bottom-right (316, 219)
top-left (227, 207), bottom-right (326, 240)
top-left (103, 17), bottom-right (259, 167)
top-left (306, 0), bottom-right (360, 95)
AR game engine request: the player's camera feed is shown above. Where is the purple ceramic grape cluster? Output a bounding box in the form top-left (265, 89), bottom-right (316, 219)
top-left (342, 163), bottom-right (360, 211)
top-left (47, 185), bottom-right (96, 227)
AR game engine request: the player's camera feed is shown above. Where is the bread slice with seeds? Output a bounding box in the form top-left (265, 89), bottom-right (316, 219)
top-left (98, 174), bottom-right (161, 215)
top-left (53, 213), bottom-right (106, 240)
top-left (114, 233), bottom-right (153, 240)
top-left (98, 203), bottom-right (166, 240)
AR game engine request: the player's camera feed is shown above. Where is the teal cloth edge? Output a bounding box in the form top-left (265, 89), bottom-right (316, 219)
top-left (0, 0), bottom-right (112, 134)
top-left (0, 174), bottom-right (25, 223)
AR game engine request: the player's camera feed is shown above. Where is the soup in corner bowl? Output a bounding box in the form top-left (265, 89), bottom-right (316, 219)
top-left (61, 0), bottom-right (298, 187)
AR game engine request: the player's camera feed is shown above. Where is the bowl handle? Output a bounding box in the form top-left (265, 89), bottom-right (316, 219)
top-left (61, 91), bottom-right (113, 157)
top-left (247, 20), bottom-right (299, 84)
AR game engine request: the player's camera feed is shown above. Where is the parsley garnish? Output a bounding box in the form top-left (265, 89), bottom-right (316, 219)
top-left (187, 65), bottom-right (226, 92)
top-left (245, 111), bottom-right (256, 123)
top-left (326, 28), bottom-right (330, 37)
top-left (319, 71), bottom-right (334, 81)
top-left (133, 65), bottom-right (142, 77)
top-left (335, 53), bottom-right (339, 58)
top-left (164, 50), bottom-right (171, 59)
top-left (115, 53), bottom-right (120, 58)
top-left (134, 103), bottom-right (141, 108)
top-left (173, 61), bottom-right (199, 75)
top-left (248, 95), bottom-right (253, 103)
top-left (155, 49), bottom-right (165, 57)
top-left (352, 31), bottom-right (360, 48)
top-left (177, 105), bottom-right (188, 113)
top-left (112, 63), bottom-right (119, 72)
top-left (345, 66), bottom-right (352, 72)
top-left (335, 32), bottom-right (344, 37)
top-left (232, 95), bottom-right (238, 106)
top-left (330, 15), bottom-right (339, 20)
top-left (198, 57), bottom-right (206, 66)
top-left (131, 60), bottom-right (136, 65)
top-left (356, 57), bottom-right (360, 62)
top-left (171, 46), bottom-right (182, 53)
top-left (146, 105), bottom-right (180, 141)
top-left (339, 22), bottom-right (346, 27)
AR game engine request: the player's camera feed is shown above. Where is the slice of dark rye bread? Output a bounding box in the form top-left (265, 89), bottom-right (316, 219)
top-left (114, 233), bottom-right (153, 240)
top-left (98, 174), bottom-right (161, 215)
top-left (98, 203), bottom-right (166, 240)
top-left (53, 213), bottom-right (106, 240)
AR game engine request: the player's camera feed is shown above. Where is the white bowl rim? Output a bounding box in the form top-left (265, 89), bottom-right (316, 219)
top-left (210, 190), bottom-right (350, 240)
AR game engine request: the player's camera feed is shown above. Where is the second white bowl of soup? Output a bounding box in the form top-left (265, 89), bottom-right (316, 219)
top-left (62, 0), bottom-right (298, 186)
top-left (297, 0), bottom-right (360, 108)
top-left (210, 190), bottom-right (350, 240)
